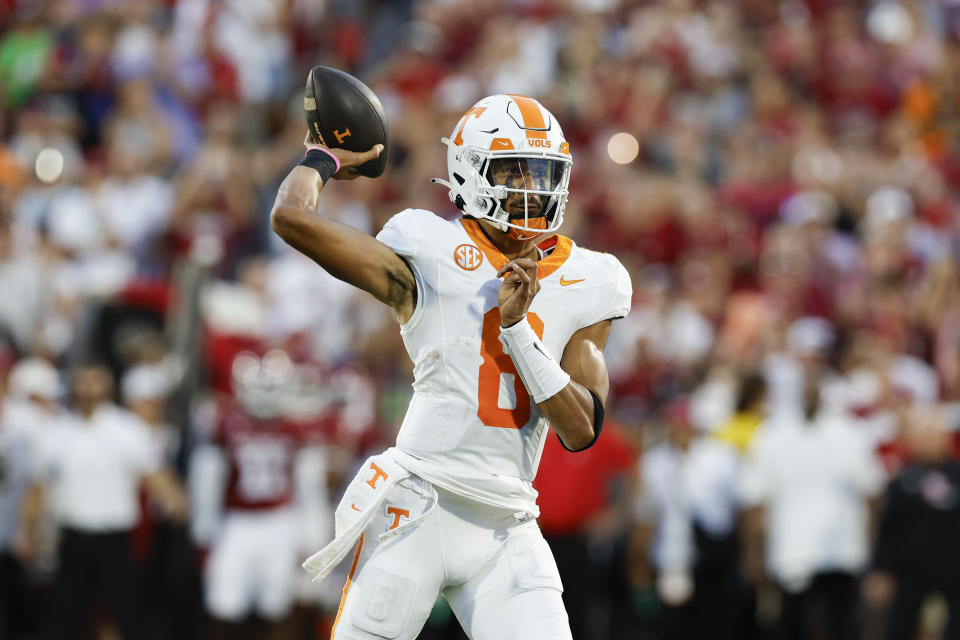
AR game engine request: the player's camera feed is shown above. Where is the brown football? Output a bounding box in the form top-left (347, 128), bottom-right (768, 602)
top-left (304, 66), bottom-right (389, 178)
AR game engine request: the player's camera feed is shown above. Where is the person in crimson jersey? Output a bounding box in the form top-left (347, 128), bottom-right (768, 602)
top-left (190, 351), bottom-right (327, 640)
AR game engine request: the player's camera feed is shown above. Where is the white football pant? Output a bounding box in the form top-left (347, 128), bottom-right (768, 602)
top-left (330, 476), bottom-right (571, 640)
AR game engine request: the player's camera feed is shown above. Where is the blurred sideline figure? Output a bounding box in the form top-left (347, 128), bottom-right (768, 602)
top-left (714, 372), bottom-right (768, 455)
top-left (740, 375), bottom-right (884, 640)
top-left (122, 362), bottom-right (179, 464)
top-left (121, 362), bottom-right (203, 640)
top-left (864, 405), bottom-right (960, 640)
top-left (1, 358), bottom-right (61, 638)
top-left (534, 418), bottom-right (638, 639)
top-left (17, 361), bottom-right (187, 640)
top-left (633, 398), bottom-right (748, 640)
top-left (190, 351), bottom-right (329, 640)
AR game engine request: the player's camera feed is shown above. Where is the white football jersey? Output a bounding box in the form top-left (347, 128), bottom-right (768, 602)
top-left (376, 209), bottom-right (632, 514)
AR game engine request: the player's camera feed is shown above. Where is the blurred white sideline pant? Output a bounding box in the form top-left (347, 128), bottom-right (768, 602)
top-left (205, 507), bottom-right (299, 621)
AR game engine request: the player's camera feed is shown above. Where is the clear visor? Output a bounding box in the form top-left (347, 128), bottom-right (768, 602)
top-left (484, 155), bottom-right (570, 225)
top-left (487, 157), bottom-right (567, 194)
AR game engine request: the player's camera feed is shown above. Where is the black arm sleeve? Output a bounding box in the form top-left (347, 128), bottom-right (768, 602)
top-left (558, 391), bottom-right (605, 453)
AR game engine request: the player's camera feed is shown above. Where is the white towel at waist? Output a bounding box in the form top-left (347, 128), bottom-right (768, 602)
top-left (302, 448), bottom-right (412, 583)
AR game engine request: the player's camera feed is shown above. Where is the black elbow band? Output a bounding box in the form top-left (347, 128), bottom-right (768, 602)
top-left (297, 149), bottom-right (338, 185)
top-left (559, 391), bottom-right (605, 452)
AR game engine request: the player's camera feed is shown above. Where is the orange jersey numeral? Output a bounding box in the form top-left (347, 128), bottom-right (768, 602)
top-left (477, 308), bottom-right (544, 429)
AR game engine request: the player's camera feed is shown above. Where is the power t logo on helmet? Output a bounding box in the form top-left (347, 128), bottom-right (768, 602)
top-left (432, 94), bottom-right (572, 241)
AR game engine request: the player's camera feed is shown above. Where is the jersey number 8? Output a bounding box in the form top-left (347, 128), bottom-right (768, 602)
top-left (477, 308), bottom-right (544, 429)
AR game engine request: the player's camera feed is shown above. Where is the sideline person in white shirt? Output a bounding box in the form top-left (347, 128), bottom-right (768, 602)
top-left (634, 399), bottom-right (746, 639)
top-left (1, 357), bottom-right (62, 639)
top-left (18, 362), bottom-right (187, 640)
top-left (740, 376), bottom-right (884, 640)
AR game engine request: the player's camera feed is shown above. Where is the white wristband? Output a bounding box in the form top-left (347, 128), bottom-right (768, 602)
top-left (498, 317), bottom-right (570, 403)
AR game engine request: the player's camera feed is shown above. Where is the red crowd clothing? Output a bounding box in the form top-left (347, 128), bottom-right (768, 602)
top-left (533, 420), bottom-right (637, 536)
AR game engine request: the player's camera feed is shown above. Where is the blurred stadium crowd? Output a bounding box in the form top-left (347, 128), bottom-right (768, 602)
top-left (1, 0), bottom-right (960, 638)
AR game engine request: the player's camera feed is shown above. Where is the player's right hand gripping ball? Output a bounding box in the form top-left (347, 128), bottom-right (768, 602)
top-left (304, 66), bottom-right (390, 178)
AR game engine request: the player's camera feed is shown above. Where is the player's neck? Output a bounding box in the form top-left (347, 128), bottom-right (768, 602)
top-left (477, 219), bottom-right (540, 262)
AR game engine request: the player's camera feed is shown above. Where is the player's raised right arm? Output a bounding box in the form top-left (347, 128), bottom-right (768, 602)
top-left (270, 141), bottom-right (416, 324)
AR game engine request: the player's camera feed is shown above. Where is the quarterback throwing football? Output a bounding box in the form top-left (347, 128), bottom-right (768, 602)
top-left (272, 94), bottom-right (631, 639)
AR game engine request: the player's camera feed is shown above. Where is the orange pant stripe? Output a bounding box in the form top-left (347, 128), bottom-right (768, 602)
top-left (330, 534), bottom-right (364, 639)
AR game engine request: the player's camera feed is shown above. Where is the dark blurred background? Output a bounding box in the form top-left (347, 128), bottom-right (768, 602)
top-left (1, 0), bottom-right (959, 639)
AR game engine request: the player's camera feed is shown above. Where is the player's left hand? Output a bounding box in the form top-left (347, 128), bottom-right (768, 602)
top-left (497, 258), bottom-right (540, 327)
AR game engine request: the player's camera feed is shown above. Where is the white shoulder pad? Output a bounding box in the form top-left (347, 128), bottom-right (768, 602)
top-left (582, 252), bottom-right (632, 327)
top-left (375, 208), bottom-right (439, 260)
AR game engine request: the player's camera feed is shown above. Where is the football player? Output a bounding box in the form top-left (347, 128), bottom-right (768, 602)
top-left (271, 94), bottom-right (631, 639)
top-left (191, 351), bottom-right (329, 638)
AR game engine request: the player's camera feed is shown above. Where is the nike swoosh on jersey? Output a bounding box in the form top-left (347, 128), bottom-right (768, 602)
top-left (559, 276), bottom-right (585, 286)
top-left (351, 504), bottom-right (361, 512)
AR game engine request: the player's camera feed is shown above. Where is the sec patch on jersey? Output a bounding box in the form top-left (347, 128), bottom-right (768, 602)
top-left (304, 65), bottom-right (390, 178)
